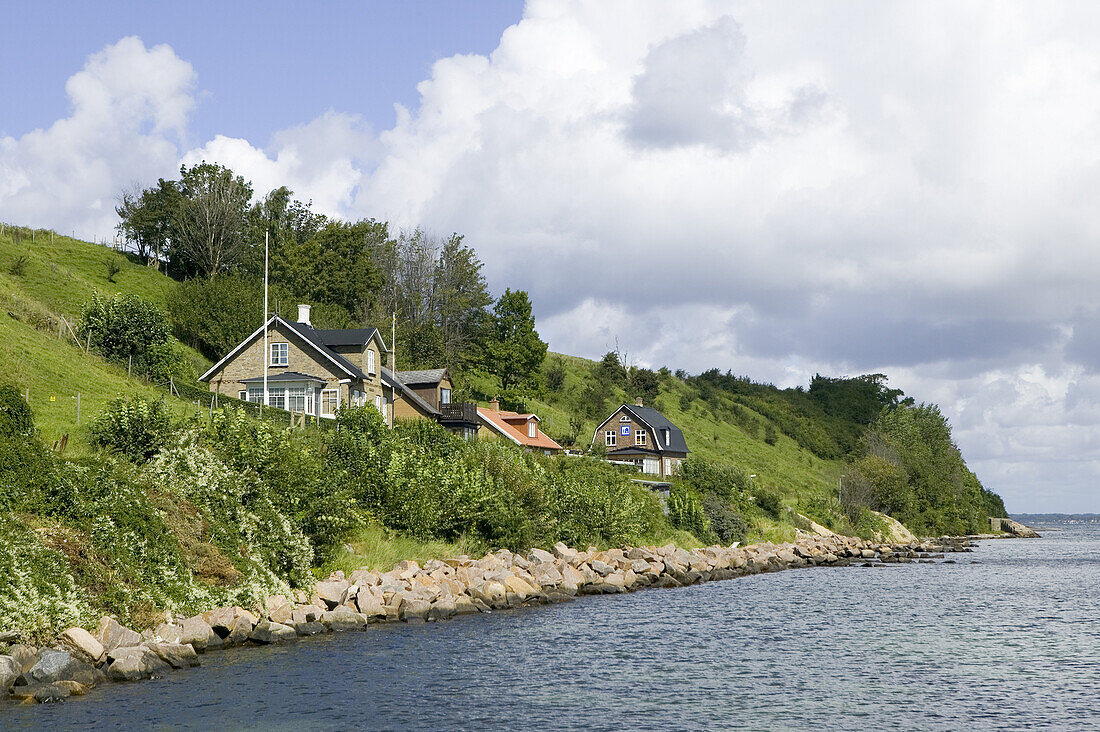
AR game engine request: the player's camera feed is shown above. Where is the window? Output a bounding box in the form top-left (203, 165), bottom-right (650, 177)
top-left (268, 389), bottom-right (286, 410)
top-left (619, 415), bottom-right (630, 422)
top-left (528, 421), bottom-right (537, 438)
top-left (662, 428), bottom-right (670, 446)
top-left (246, 387), bottom-right (263, 403)
top-left (374, 394), bottom-right (383, 412)
top-left (321, 389), bottom-right (339, 417)
top-left (351, 389), bottom-right (364, 407)
top-left (440, 388), bottom-right (451, 405)
top-left (270, 342), bottom-right (288, 366)
top-left (635, 430), bottom-right (647, 446)
top-left (605, 430), bottom-right (617, 447)
top-left (238, 390), bottom-right (247, 401)
top-left (367, 348), bottom-right (376, 375)
top-left (288, 386), bottom-right (307, 413)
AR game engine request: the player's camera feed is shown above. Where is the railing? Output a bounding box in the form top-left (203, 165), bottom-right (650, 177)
top-left (438, 402), bottom-right (478, 423)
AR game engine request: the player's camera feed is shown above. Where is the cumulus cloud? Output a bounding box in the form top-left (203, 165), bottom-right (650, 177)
top-left (0, 36), bottom-right (195, 238)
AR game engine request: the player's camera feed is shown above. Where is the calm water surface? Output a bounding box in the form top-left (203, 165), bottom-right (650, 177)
top-left (7, 524), bottom-right (1100, 731)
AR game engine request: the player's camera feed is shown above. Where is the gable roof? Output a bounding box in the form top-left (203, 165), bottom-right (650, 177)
top-left (478, 407), bottom-right (562, 451)
top-left (594, 404), bottom-right (690, 454)
top-left (199, 315), bottom-right (372, 383)
top-left (382, 367), bottom-right (440, 418)
top-left (396, 369), bottom-right (449, 386)
top-left (314, 327), bottom-right (388, 351)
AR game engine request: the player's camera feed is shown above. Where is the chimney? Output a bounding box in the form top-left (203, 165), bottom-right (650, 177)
top-left (297, 304), bottom-right (312, 326)
top-left (635, 396), bottom-right (644, 407)
top-left (490, 397), bottom-right (500, 411)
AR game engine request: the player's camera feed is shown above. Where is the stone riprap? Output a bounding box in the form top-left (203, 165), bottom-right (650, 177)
top-left (0, 532), bottom-right (980, 704)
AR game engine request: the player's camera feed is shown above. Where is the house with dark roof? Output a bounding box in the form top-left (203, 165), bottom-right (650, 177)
top-left (592, 398), bottom-right (689, 478)
top-left (199, 304), bottom-right (474, 432)
top-left (477, 398), bottom-right (562, 455)
top-left (394, 369), bottom-right (453, 414)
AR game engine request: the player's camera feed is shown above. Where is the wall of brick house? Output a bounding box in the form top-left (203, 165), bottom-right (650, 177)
top-left (594, 407), bottom-right (655, 450)
top-left (393, 394), bottom-right (433, 422)
top-left (408, 376), bottom-right (454, 410)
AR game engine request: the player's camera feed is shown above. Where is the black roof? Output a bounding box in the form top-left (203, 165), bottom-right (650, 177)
top-left (618, 404), bottom-right (690, 454)
top-left (313, 328), bottom-right (382, 348)
top-left (282, 320), bottom-right (367, 380)
top-left (240, 371), bottom-right (327, 383)
top-left (382, 368), bottom-right (440, 417)
top-left (396, 369), bottom-right (449, 386)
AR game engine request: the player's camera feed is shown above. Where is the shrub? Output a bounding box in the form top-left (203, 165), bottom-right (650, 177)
top-left (753, 485), bottom-right (784, 519)
top-left (676, 455), bottom-right (749, 501)
top-left (545, 357), bottom-right (566, 393)
top-left (764, 423), bottom-right (778, 445)
top-left (0, 384), bottom-right (34, 437)
top-left (668, 484), bottom-right (712, 544)
top-left (105, 257), bottom-right (121, 283)
top-left (8, 255), bottom-right (28, 276)
top-left (90, 397), bottom-right (172, 461)
top-left (80, 292), bottom-right (172, 379)
top-left (702, 493), bottom-right (748, 544)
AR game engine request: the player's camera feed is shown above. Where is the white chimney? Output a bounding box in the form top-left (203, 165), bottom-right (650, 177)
top-left (297, 304), bottom-right (312, 326)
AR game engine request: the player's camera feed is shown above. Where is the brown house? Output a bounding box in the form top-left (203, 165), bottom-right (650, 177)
top-left (592, 399), bottom-right (689, 478)
top-left (200, 304), bottom-right (478, 434)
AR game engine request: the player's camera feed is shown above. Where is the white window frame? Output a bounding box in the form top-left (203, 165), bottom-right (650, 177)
top-left (321, 388), bottom-right (339, 417)
top-left (374, 394), bottom-right (383, 412)
top-left (440, 388), bottom-right (451, 405)
top-left (270, 342), bottom-right (288, 366)
top-left (238, 390), bottom-right (247, 400)
top-left (635, 430), bottom-right (647, 447)
top-left (619, 415), bottom-right (630, 422)
top-left (528, 421), bottom-right (537, 438)
top-left (605, 430), bottom-right (617, 447)
top-left (367, 348), bottom-right (376, 375)
top-left (288, 386), bottom-right (308, 413)
top-left (246, 387), bottom-right (263, 403)
top-left (662, 428), bottom-right (670, 446)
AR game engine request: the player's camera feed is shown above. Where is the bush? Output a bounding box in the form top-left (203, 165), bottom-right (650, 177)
top-left (668, 484), bottom-right (712, 543)
top-left (676, 455), bottom-right (749, 501)
top-left (545, 357), bottom-right (566, 392)
top-left (8, 255), bottom-right (28, 277)
top-left (80, 292), bottom-right (173, 379)
top-left (90, 397), bottom-right (172, 461)
top-left (702, 493), bottom-right (748, 544)
top-left (753, 485), bottom-right (784, 519)
top-left (764, 423), bottom-right (778, 445)
top-left (0, 383), bottom-right (34, 437)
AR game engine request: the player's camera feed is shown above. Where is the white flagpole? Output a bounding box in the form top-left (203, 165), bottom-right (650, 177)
top-left (263, 230), bottom-right (269, 412)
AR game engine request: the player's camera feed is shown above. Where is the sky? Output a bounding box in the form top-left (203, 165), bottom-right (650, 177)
top-left (2, 0), bottom-right (1100, 513)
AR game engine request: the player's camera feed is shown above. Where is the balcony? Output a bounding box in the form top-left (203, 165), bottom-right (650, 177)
top-left (438, 401), bottom-right (479, 424)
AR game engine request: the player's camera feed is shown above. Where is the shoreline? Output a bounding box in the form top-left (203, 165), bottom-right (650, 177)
top-left (1, 530), bottom-right (1026, 706)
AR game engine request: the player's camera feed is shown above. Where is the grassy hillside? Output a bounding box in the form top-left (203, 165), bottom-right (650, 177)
top-left (0, 225), bottom-right (207, 447)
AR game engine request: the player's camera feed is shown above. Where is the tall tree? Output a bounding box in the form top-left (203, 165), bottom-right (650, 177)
top-left (115, 178), bottom-right (182, 270)
top-left (172, 163), bottom-right (253, 279)
top-left (488, 289), bottom-right (547, 390)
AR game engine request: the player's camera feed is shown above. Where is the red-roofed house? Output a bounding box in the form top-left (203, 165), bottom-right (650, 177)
top-left (476, 398), bottom-right (563, 455)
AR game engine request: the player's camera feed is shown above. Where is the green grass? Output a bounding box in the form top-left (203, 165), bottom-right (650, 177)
top-left (317, 523), bottom-right (486, 577)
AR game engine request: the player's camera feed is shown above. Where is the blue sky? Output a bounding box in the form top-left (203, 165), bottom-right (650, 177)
top-left (3, 1), bottom-right (1100, 512)
top-left (0, 0), bottom-right (523, 145)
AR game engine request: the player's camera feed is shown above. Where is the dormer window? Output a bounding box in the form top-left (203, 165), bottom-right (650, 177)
top-left (270, 342), bottom-right (288, 366)
top-left (661, 428), bottom-right (670, 446)
top-left (528, 420), bottom-right (537, 438)
top-left (367, 348), bottom-right (376, 375)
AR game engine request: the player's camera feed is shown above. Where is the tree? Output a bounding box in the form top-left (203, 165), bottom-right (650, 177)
top-left (488, 289), bottom-right (547, 390)
top-left (173, 163), bottom-right (253, 279)
top-left (629, 367), bottom-right (659, 405)
top-left (81, 292), bottom-right (173, 378)
top-left (115, 178), bottom-right (182, 270)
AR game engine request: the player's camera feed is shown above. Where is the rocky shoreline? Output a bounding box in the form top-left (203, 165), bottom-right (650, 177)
top-left (0, 531), bottom-right (1001, 705)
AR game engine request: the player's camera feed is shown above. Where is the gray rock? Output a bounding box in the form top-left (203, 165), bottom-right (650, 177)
top-left (0, 655), bottom-right (19, 690)
top-left (34, 681), bottom-right (72, 703)
top-left (428, 595), bottom-right (457, 621)
top-left (179, 616), bottom-right (216, 653)
top-left (154, 622), bottom-right (183, 644)
top-left (320, 606), bottom-right (367, 632)
top-left (314, 580), bottom-right (351, 610)
top-left (148, 641), bottom-right (200, 669)
top-left (106, 646), bottom-right (171, 681)
top-left (224, 617), bottom-right (253, 646)
top-left (249, 621), bottom-right (297, 644)
top-left (401, 598), bottom-right (432, 623)
top-left (528, 547), bottom-right (555, 564)
top-left (9, 644), bottom-right (38, 674)
top-left (95, 617), bottom-right (143, 652)
top-left (29, 650), bottom-right (74, 684)
top-left (294, 621), bottom-right (328, 637)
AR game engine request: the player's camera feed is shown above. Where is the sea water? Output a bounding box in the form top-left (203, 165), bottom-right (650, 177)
top-left (7, 521), bottom-right (1099, 731)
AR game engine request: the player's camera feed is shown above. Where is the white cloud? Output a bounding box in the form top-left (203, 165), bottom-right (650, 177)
top-left (0, 37), bottom-right (195, 238)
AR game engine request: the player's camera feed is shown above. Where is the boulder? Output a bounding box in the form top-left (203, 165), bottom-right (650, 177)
top-left (95, 617), bottom-right (144, 652)
top-left (107, 646), bottom-right (171, 681)
top-left (148, 642), bottom-right (200, 669)
top-left (428, 595), bottom-right (457, 621)
top-left (180, 616), bottom-right (217, 653)
top-left (401, 598), bottom-right (432, 623)
top-left (355, 593), bottom-right (387, 620)
top-left (294, 621), bottom-right (328, 637)
top-left (225, 617), bottom-right (253, 646)
top-left (314, 580), bottom-right (351, 610)
top-left (10, 644), bottom-right (38, 674)
top-left (0, 655), bottom-right (19, 690)
top-left (552, 542), bottom-right (578, 561)
top-left (154, 622), bottom-right (183, 644)
top-left (453, 596), bottom-right (480, 616)
top-left (249, 621), bottom-right (297, 644)
top-left (58, 627), bottom-right (104, 666)
top-left (204, 606), bottom-right (257, 637)
top-left (28, 650), bottom-right (75, 684)
top-left (320, 606), bottom-right (367, 632)
top-left (528, 547), bottom-right (555, 564)
top-left (33, 682), bottom-right (72, 703)
top-left (269, 603), bottom-right (295, 625)
top-left (54, 679), bottom-right (88, 696)
top-left (291, 606), bottom-right (321, 625)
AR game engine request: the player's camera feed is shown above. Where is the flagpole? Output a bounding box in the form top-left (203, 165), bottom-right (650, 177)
top-left (390, 311), bottom-right (396, 428)
top-left (263, 231), bottom-right (269, 413)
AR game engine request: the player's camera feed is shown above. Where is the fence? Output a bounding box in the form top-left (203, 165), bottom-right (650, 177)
top-left (1, 222), bottom-right (129, 253)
